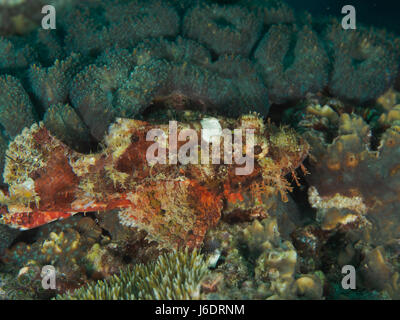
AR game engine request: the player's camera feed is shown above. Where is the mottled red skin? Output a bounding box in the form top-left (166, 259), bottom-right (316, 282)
top-left (0, 118), bottom-right (308, 247)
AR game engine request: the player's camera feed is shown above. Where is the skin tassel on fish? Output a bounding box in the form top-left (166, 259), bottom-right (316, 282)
top-left (0, 113), bottom-right (309, 249)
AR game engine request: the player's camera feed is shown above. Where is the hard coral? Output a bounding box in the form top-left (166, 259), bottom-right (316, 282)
top-left (254, 24), bottom-right (329, 104)
top-left (56, 249), bottom-right (209, 300)
top-left (69, 40), bottom-right (269, 139)
top-left (0, 264), bottom-right (48, 300)
top-left (203, 218), bottom-right (324, 300)
top-left (241, 0), bottom-right (295, 25)
top-left (69, 55), bottom-right (134, 141)
top-left (302, 98), bottom-right (400, 245)
top-left (29, 54), bottom-right (81, 111)
top-left (208, 54), bottom-right (270, 116)
top-left (183, 3), bottom-right (263, 56)
top-left (61, 0), bottom-right (179, 55)
top-left (0, 0), bottom-right (397, 156)
top-left (0, 75), bottom-right (36, 139)
top-left (2, 214), bottom-right (126, 295)
top-left (325, 23), bottom-right (400, 104)
top-left (0, 36), bottom-right (34, 71)
top-left (132, 38), bottom-right (269, 117)
top-left (134, 36), bottom-right (212, 67)
top-left (105, 0), bottom-right (180, 50)
top-left (155, 61), bottom-right (234, 115)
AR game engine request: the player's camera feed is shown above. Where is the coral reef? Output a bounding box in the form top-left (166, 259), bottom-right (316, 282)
top-left (0, 265), bottom-right (49, 300)
top-left (61, 0), bottom-right (179, 56)
top-left (325, 22), bottom-right (400, 103)
top-left (203, 218), bottom-right (324, 300)
top-left (241, 0), bottom-right (295, 25)
top-left (302, 98), bottom-right (400, 245)
top-left (56, 249), bottom-right (209, 300)
top-left (1, 214), bottom-right (125, 296)
top-left (0, 0), bottom-right (396, 165)
top-left (254, 24), bottom-right (329, 104)
top-left (0, 36), bottom-right (35, 71)
top-left (134, 36), bottom-right (212, 67)
top-left (282, 92), bottom-right (399, 298)
top-left (183, 3), bottom-right (263, 56)
top-left (0, 224), bottom-right (19, 256)
top-left (29, 54), bottom-right (81, 111)
top-left (0, 0), bottom-right (399, 301)
top-left (0, 75), bottom-right (36, 139)
top-left (69, 52), bottom-right (135, 141)
top-left (69, 40), bottom-right (269, 141)
top-left (208, 54), bottom-right (270, 116)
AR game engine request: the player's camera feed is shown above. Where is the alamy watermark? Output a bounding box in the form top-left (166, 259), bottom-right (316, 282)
top-left (341, 265), bottom-right (356, 289)
top-left (342, 5), bottom-right (356, 30)
top-left (41, 5), bottom-right (56, 30)
top-left (41, 265), bottom-right (56, 290)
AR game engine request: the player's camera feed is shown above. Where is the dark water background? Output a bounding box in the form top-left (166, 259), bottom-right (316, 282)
top-left (285, 0), bottom-right (400, 34)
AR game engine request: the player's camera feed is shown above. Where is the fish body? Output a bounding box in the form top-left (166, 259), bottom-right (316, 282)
top-left (0, 114), bottom-right (308, 248)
